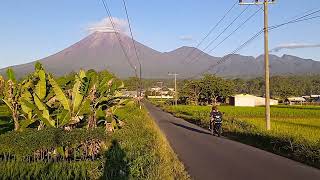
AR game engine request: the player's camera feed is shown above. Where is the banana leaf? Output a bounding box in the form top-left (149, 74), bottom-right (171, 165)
top-left (22, 99), bottom-right (55, 127)
top-left (35, 70), bottom-right (47, 100)
top-left (20, 90), bottom-right (33, 114)
top-left (71, 70), bottom-right (86, 113)
top-left (57, 109), bottom-right (71, 127)
top-left (48, 75), bottom-right (70, 111)
top-left (6, 68), bottom-right (16, 82)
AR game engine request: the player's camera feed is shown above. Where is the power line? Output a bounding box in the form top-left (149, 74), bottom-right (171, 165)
top-left (269, 9), bottom-right (320, 30)
top-left (100, 0), bottom-right (137, 75)
top-left (181, 0), bottom-right (238, 64)
top-left (189, 8), bottom-right (320, 79)
top-left (122, 0), bottom-right (141, 73)
top-left (190, 30), bottom-right (264, 78)
top-left (186, 4), bottom-right (251, 64)
top-left (207, 7), bottom-right (262, 56)
top-left (121, 0), bottom-right (142, 97)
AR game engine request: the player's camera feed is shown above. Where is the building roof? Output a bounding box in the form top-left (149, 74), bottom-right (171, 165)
top-left (231, 94), bottom-right (256, 98)
top-left (286, 97), bottom-right (306, 102)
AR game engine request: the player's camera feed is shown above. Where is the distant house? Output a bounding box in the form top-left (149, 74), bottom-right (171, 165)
top-left (150, 87), bottom-right (161, 92)
top-left (123, 91), bottom-right (138, 98)
top-left (284, 97), bottom-right (306, 105)
top-left (229, 94), bottom-right (278, 107)
top-left (311, 95), bottom-right (320, 102)
top-left (147, 95), bottom-right (173, 99)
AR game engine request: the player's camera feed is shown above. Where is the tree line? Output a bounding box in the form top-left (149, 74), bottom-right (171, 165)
top-left (122, 74), bottom-right (320, 104)
top-left (149, 74), bottom-right (320, 105)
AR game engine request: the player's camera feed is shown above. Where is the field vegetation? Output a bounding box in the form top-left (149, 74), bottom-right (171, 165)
top-left (152, 101), bottom-right (320, 168)
top-left (0, 64), bottom-right (189, 179)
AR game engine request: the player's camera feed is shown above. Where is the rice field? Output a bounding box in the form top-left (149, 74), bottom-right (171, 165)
top-left (165, 105), bottom-right (320, 143)
top-left (154, 102), bottom-right (320, 168)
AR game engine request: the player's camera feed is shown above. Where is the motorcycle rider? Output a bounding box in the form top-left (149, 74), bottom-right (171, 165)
top-left (209, 105), bottom-right (222, 131)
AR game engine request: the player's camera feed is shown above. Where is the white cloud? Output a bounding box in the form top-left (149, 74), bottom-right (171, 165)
top-left (87, 17), bottom-right (128, 34)
top-left (179, 35), bottom-right (193, 41)
top-left (271, 43), bottom-right (320, 52)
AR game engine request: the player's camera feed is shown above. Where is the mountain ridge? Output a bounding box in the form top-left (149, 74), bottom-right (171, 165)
top-left (1, 32), bottom-right (320, 79)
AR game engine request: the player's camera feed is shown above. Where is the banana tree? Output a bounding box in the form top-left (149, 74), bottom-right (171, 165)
top-left (2, 68), bottom-right (36, 131)
top-left (82, 70), bottom-right (126, 130)
top-left (46, 70), bottom-right (88, 128)
top-left (0, 75), bottom-right (4, 99)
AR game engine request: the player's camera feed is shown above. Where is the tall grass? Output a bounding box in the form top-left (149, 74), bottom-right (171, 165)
top-left (154, 102), bottom-right (320, 168)
top-left (113, 102), bottom-right (190, 179)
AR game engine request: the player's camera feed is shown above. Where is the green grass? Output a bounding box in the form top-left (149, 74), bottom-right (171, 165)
top-left (113, 102), bottom-right (189, 179)
top-left (152, 101), bottom-right (320, 168)
top-left (0, 102), bottom-right (189, 179)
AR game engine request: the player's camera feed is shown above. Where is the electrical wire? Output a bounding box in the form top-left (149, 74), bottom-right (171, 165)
top-left (181, 0), bottom-right (238, 64)
top-left (100, 0), bottom-right (137, 76)
top-left (122, 0), bottom-right (141, 75)
top-left (188, 9), bottom-right (320, 79)
top-left (186, 4), bottom-right (251, 64)
top-left (207, 7), bottom-right (262, 56)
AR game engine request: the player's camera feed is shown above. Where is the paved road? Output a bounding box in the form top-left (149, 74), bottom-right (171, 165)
top-left (144, 102), bottom-right (320, 180)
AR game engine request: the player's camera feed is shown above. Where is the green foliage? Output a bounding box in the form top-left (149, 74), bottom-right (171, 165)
top-left (0, 75), bottom-right (4, 99)
top-left (0, 128), bottom-right (107, 161)
top-left (5, 68), bottom-right (16, 82)
top-left (0, 161), bottom-right (101, 180)
top-left (48, 74), bottom-right (71, 111)
top-left (232, 75), bottom-right (320, 100)
top-left (0, 65), bottom-right (125, 129)
top-left (112, 103), bottom-right (189, 179)
top-left (0, 103), bottom-right (189, 179)
top-left (179, 74), bottom-right (234, 104)
top-left (157, 103), bottom-right (320, 168)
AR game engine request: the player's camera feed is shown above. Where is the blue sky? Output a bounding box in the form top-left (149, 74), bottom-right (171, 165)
top-left (0, 0), bottom-right (320, 68)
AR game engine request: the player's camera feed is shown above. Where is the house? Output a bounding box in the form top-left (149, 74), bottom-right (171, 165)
top-left (229, 94), bottom-right (278, 107)
top-left (123, 91), bottom-right (138, 98)
top-left (147, 95), bottom-right (174, 99)
top-left (311, 95), bottom-right (320, 102)
top-left (284, 97), bottom-right (306, 105)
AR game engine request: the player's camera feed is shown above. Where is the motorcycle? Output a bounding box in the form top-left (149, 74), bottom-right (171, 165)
top-left (210, 114), bottom-right (223, 137)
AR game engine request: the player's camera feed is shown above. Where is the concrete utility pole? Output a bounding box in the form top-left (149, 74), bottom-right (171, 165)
top-left (168, 73), bottom-right (179, 106)
top-left (239, 0), bottom-right (275, 130)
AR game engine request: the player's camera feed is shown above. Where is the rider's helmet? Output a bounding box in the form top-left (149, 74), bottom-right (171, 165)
top-left (212, 105), bottom-right (218, 111)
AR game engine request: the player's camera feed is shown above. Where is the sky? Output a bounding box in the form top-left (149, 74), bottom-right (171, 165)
top-left (0, 0), bottom-right (320, 68)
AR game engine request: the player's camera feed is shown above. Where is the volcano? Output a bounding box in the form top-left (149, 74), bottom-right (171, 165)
top-left (1, 32), bottom-right (320, 79)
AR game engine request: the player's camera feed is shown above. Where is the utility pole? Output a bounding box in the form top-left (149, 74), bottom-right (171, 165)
top-left (239, 0), bottom-right (275, 130)
top-left (168, 73), bottom-right (179, 106)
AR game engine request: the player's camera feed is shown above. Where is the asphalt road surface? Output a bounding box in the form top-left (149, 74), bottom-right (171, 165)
top-left (144, 102), bottom-right (320, 180)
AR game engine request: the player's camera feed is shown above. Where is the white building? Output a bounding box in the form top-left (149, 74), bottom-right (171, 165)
top-left (285, 97), bottom-right (306, 105)
top-left (229, 94), bottom-right (278, 107)
top-left (148, 95), bottom-right (173, 99)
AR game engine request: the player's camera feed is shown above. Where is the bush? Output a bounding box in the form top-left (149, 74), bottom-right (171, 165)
top-left (0, 128), bottom-right (107, 162)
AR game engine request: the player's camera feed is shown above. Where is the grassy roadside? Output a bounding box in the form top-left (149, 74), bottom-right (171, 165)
top-left (0, 102), bottom-right (189, 179)
top-left (150, 101), bottom-right (320, 169)
top-left (113, 101), bottom-right (190, 179)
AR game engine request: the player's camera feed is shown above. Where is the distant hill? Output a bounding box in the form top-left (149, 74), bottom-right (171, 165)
top-left (1, 31), bottom-right (320, 79)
